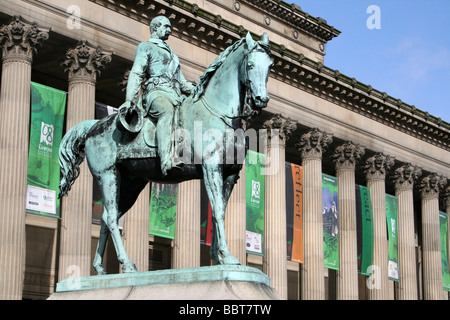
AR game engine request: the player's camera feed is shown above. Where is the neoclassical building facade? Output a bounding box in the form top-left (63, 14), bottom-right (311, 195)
top-left (0, 0), bottom-right (449, 300)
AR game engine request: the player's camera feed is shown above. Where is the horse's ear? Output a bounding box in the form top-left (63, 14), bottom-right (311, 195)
top-left (245, 32), bottom-right (256, 51)
top-left (261, 32), bottom-right (269, 46)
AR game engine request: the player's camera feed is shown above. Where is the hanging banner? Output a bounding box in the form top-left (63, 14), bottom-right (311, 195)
top-left (92, 102), bottom-right (118, 225)
top-left (355, 184), bottom-right (374, 276)
top-left (286, 162), bottom-right (303, 263)
top-left (149, 183), bottom-right (178, 239)
top-left (440, 211), bottom-right (450, 292)
top-left (322, 174), bottom-right (339, 270)
top-left (26, 82), bottom-right (67, 218)
top-left (245, 150), bottom-right (265, 256)
top-left (200, 182), bottom-right (213, 246)
top-left (386, 194), bottom-right (399, 282)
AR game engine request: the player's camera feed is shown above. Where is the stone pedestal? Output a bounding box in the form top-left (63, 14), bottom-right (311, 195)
top-left (48, 265), bottom-right (283, 300)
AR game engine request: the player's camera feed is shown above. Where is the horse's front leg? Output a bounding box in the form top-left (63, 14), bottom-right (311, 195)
top-left (101, 169), bottom-right (137, 273)
top-left (202, 164), bottom-right (240, 265)
top-left (93, 219), bottom-right (109, 275)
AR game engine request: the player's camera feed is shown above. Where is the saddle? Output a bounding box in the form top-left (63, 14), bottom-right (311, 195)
top-left (116, 106), bottom-right (183, 160)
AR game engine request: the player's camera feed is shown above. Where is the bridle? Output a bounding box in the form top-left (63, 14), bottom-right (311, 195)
top-left (200, 43), bottom-right (269, 127)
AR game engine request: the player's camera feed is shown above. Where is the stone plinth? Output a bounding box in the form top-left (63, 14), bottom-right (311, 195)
top-left (48, 265), bottom-right (283, 300)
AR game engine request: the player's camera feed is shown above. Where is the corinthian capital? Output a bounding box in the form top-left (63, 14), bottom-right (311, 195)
top-left (332, 141), bottom-right (365, 170)
top-left (444, 185), bottom-right (450, 209)
top-left (391, 163), bottom-right (422, 190)
top-left (0, 15), bottom-right (50, 61)
top-left (63, 40), bottom-right (112, 81)
top-left (419, 173), bottom-right (447, 199)
top-left (297, 127), bottom-right (333, 160)
top-left (262, 114), bottom-right (297, 144)
top-left (364, 152), bottom-right (394, 180)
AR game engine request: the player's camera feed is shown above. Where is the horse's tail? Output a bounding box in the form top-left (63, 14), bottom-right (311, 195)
top-left (58, 120), bottom-right (98, 197)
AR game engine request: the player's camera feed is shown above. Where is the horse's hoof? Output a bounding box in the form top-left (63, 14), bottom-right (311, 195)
top-left (94, 265), bottom-right (107, 275)
top-left (122, 262), bottom-right (138, 273)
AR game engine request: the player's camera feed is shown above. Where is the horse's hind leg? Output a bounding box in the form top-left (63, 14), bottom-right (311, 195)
top-left (100, 168), bottom-right (137, 273)
top-left (93, 219), bottom-right (109, 275)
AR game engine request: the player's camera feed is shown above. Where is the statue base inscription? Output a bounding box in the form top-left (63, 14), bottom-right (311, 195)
top-left (48, 265), bottom-right (283, 300)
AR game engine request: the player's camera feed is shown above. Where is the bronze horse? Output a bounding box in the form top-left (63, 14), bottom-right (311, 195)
top-left (58, 32), bottom-right (272, 274)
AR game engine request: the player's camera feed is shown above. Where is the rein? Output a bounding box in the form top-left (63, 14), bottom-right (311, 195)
top-left (200, 46), bottom-right (265, 127)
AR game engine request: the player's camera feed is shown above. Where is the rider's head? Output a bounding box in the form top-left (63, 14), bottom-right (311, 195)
top-left (150, 16), bottom-right (172, 41)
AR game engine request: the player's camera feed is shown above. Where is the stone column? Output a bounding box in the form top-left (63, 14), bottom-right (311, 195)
top-left (332, 141), bottom-right (365, 299)
top-left (172, 180), bottom-right (201, 268)
top-left (123, 184), bottom-right (150, 272)
top-left (445, 186), bottom-right (450, 300)
top-left (391, 163), bottom-right (422, 300)
top-left (297, 128), bottom-right (333, 300)
top-left (0, 16), bottom-right (49, 300)
top-left (58, 41), bottom-right (112, 280)
top-left (363, 152), bottom-right (394, 299)
top-left (262, 114), bottom-right (297, 299)
top-left (419, 173), bottom-right (447, 300)
top-left (224, 165), bottom-right (247, 265)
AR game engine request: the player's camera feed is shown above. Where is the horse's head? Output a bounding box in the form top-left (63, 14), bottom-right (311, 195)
top-left (241, 32), bottom-right (272, 115)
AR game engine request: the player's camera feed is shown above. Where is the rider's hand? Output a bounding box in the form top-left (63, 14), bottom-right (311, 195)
top-left (119, 101), bottom-right (133, 114)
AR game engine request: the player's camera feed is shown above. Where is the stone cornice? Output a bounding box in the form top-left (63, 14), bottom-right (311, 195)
top-left (240, 0), bottom-right (340, 42)
top-left (89, 0), bottom-right (450, 151)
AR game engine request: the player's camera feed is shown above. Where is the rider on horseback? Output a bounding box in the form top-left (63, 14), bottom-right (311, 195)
top-left (121, 16), bottom-right (195, 175)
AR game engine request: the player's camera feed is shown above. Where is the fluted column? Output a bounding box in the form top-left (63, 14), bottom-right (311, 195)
top-left (419, 173), bottom-right (447, 300)
top-left (333, 141), bottom-right (365, 299)
top-left (445, 186), bottom-right (450, 300)
top-left (123, 184), bottom-right (150, 272)
top-left (224, 165), bottom-right (247, 265)
top-left (172, 180), bottom-right (201, 268)
top-left (58, 41), bottom-right (112, 280)
top-left (391, 163), bottom-right (421, 299)
top-left (364, 153), bottom-right (394, 299)
top-left (0, 16), bottom-right (49, 300)
top-left (262, 114), bottom-right (297, 299)
top-left (297, 128), bottom-right (333, 300)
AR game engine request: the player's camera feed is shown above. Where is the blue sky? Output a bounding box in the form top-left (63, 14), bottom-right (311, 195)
top-left (291, 0), bottom-right (450, 123)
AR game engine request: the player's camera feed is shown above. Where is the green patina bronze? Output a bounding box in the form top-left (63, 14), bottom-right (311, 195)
top-left (58, 16), bottom-right (272, 275)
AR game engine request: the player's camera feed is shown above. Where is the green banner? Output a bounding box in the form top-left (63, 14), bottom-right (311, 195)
top-left (440, 211), bottom-right (450, 292)
top-left (355, 184), bottom-right (374, 276)
top-left (386, 194), bottom-right (399, 281)
top-left (149, 183), bottom-right (178, 239)
top-left (245, 150), bottom-right (265, 256)
top-left (322, 174), bottom-right (339, 270)
top-left (26, 82), bottom-right (67, 218)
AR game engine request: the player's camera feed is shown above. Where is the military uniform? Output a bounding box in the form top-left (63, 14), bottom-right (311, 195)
top-left (125, 37), bottom-right (195, 174)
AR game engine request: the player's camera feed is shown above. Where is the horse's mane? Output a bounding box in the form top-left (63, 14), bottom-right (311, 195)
top-left (191, 38), bottom-right (246, 101)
